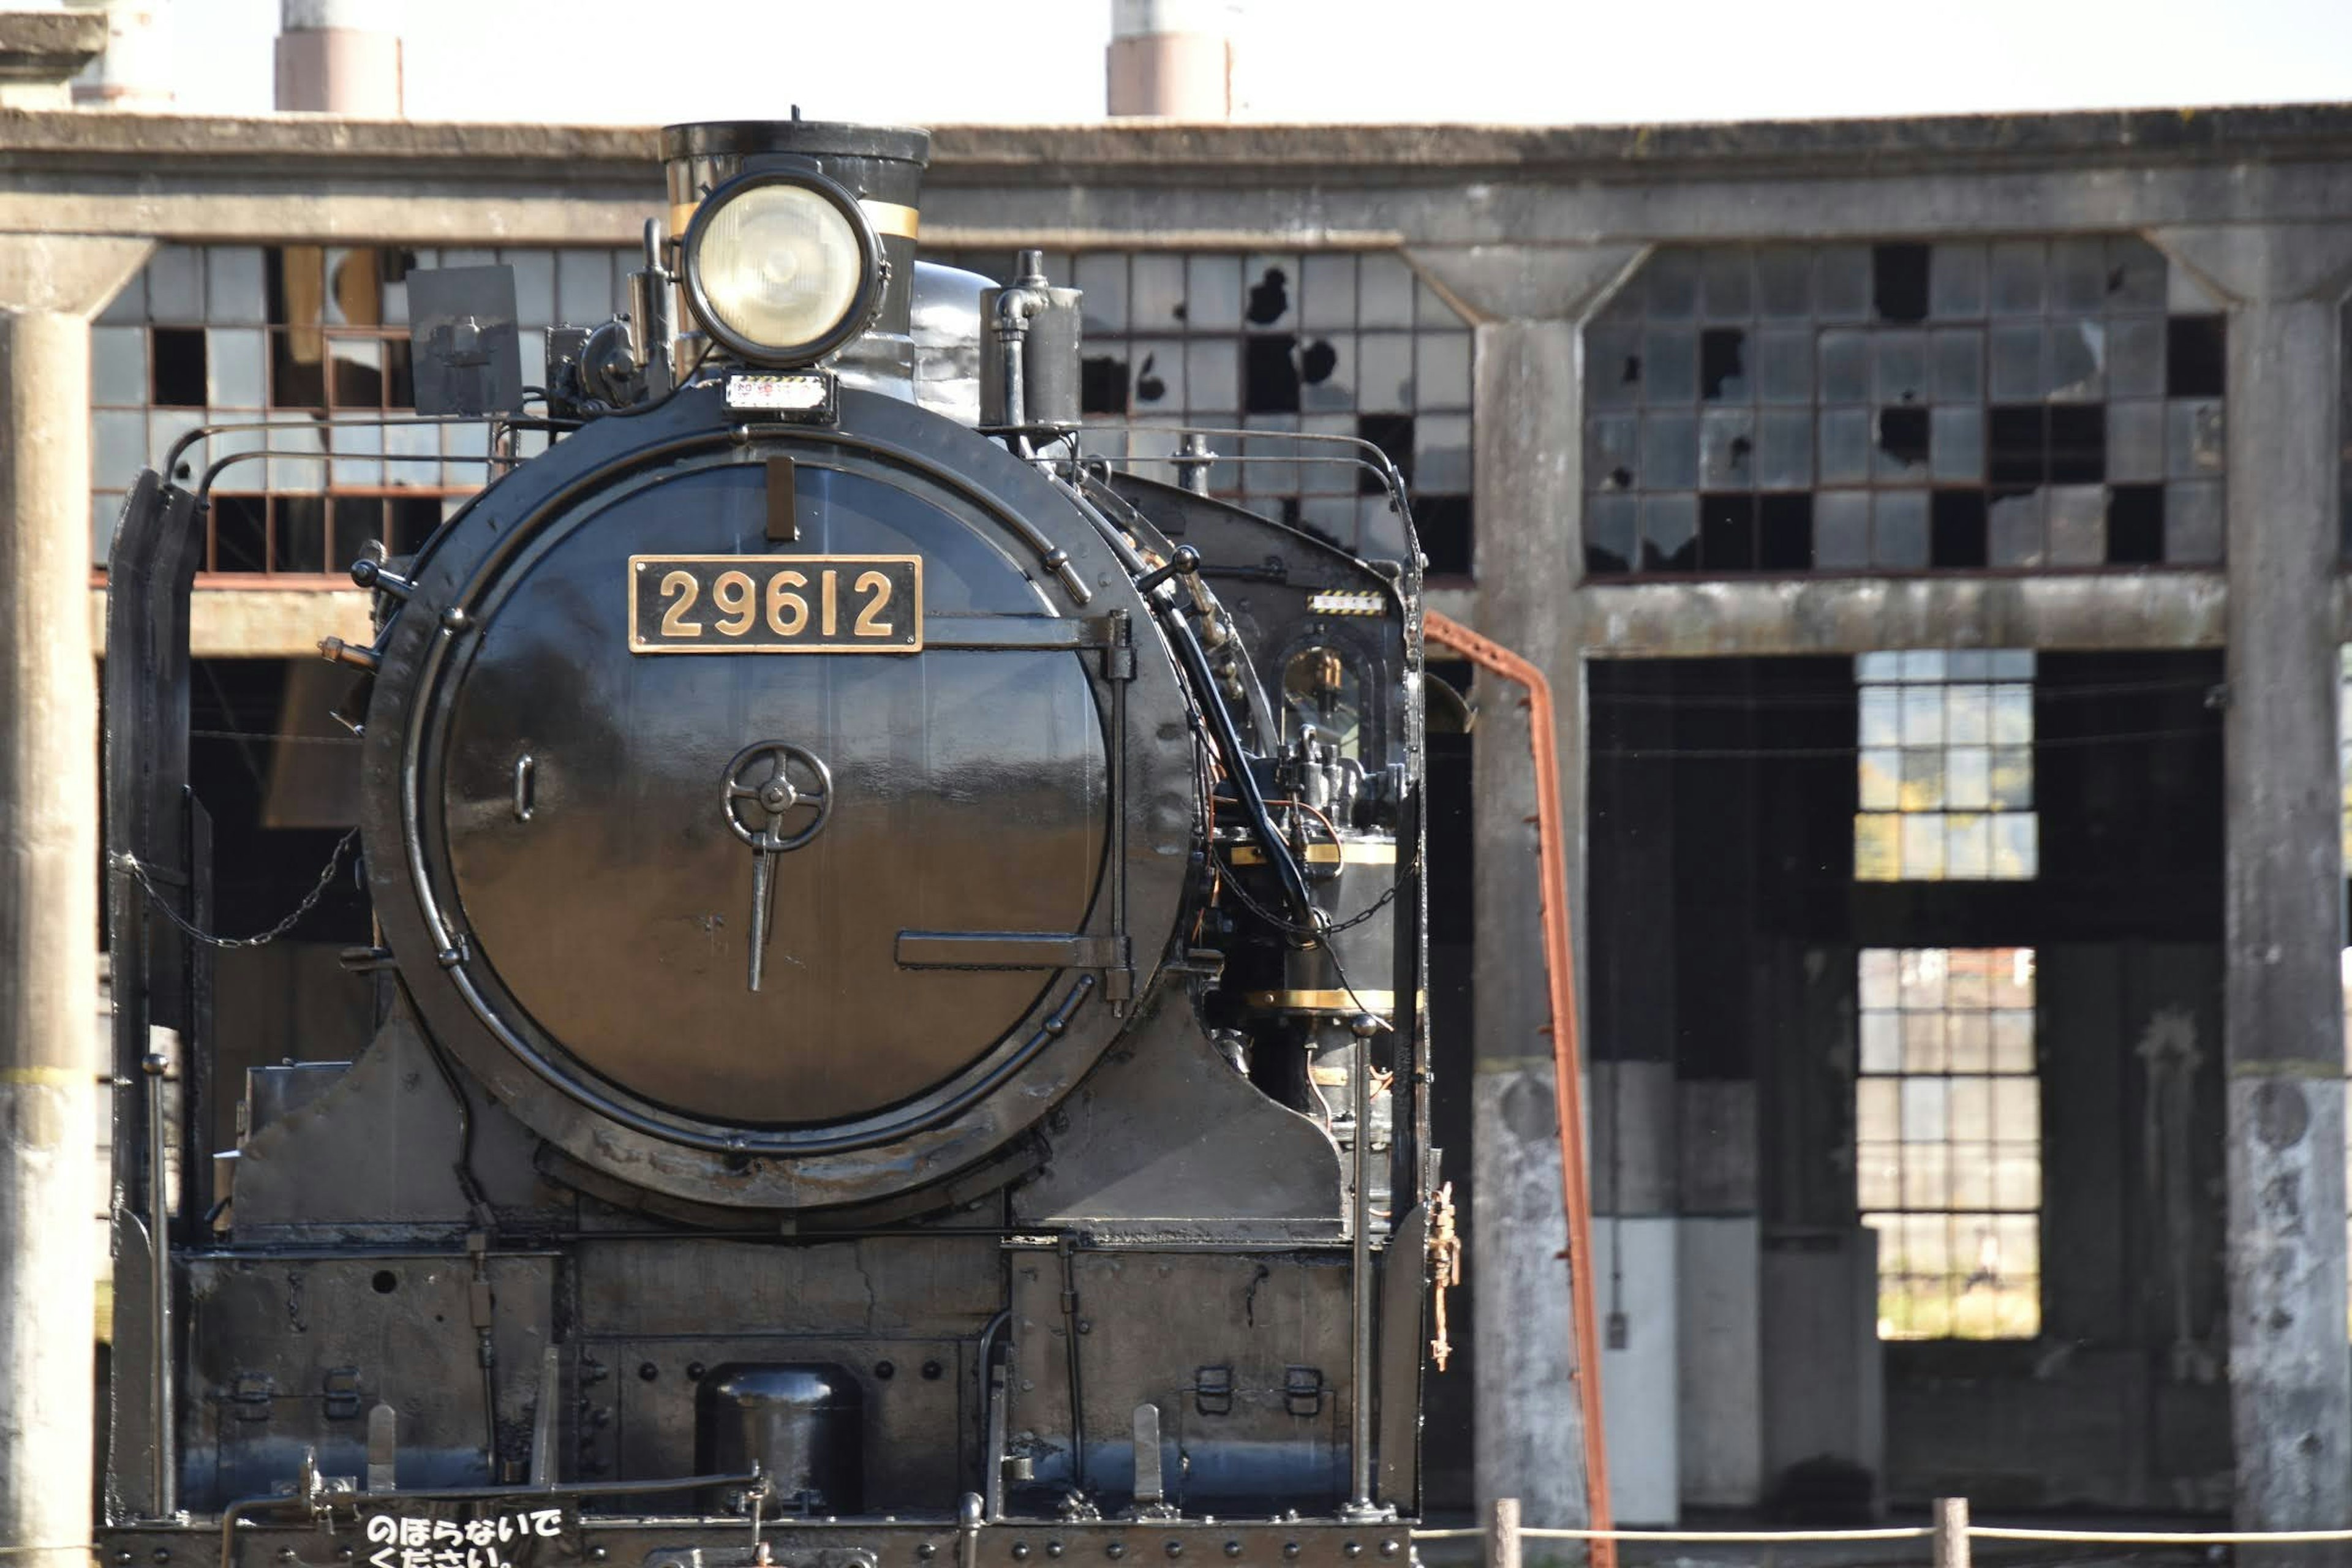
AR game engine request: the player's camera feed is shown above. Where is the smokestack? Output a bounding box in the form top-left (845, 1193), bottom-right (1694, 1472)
top-left (1107, 0), bottom-right (1236, 119)
top-left (67, 1), bottom-right (172, 108)
top-left (274, 0), bottom-right (400, 116)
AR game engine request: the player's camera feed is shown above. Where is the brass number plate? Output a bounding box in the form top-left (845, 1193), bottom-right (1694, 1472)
top-left (628, 554), bottom-right (923, 654)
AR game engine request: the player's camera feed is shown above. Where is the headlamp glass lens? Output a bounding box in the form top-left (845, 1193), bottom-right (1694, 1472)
top-left (695, 184), bottom-right (865, 356)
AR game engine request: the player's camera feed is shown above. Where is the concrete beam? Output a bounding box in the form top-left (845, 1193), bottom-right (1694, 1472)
top-left (0, 107), bottom-right (2349, 252)
top-left (146, 570), bottom-right (2253, 664)
top-left (923, 162), bottom-right (2352, 254)
top-left (1574, 574), bottom-right (2230, 657)
top-left (0, 230), bottom-right (150, 1568)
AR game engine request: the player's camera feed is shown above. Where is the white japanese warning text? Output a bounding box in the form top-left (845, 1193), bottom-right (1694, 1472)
top-left (362, 1509), bottom-right (567, 1568)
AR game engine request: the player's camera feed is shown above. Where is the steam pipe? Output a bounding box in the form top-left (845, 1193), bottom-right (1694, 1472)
top-left (1422, 609), bottom-right (1613, 1568)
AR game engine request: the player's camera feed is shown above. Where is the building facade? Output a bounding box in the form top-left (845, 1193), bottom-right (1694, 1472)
top-left (14, 102), bottom-right (2352, 1528)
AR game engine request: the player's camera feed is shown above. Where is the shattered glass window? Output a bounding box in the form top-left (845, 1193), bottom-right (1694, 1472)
top-left (1853, 649), bottom-right (2037, 881)
top-left (1858, 946), bottom-right (2042, 1341)
top-left (1584, 238), bottom-right (2226, 578)
top-left (933, 249), bottom-right (1477, 578)
top-left (90, 243), bottom-right (637, 573)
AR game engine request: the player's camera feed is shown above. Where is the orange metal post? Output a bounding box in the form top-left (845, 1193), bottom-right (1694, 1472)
top-left (1424, 609), bottom-right (1615, 1568)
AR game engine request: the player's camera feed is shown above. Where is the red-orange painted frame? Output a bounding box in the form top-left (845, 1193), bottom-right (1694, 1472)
top-left (1425, 609), bottom-right (1615, 1568)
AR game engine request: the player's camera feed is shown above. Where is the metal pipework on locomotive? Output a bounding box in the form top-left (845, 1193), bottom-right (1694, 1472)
top-left (99, 113), bottom-right (1434, 1565)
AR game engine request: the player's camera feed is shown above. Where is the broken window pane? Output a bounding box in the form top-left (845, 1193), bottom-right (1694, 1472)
top-left (1643, 326), bottom-right (1699, 404)
top-left (1579, 236), bottom-right (2222, 580)
top-left (1588, 324), bottom-right (1641, 410)
top-left (1757, 410), bottom-right (1813, 490)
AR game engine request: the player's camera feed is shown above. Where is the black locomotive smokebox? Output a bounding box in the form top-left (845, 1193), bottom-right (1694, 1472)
top-left (663, 119), bottom-right (931, 352)
top-left (696, 1362), bottom-right (866, 1515)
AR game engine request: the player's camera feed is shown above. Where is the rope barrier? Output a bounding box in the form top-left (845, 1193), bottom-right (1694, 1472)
top-left (1972, 1526), bottom-right (2352, 1545)
top-left (1415, 1515), bottom-right (2352, 1547)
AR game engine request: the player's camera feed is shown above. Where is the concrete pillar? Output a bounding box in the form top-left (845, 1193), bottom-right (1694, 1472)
top-left (0, 233), bottom-right (151, 1565)
top-left (2158, 222), bottom-right (2352, 1542)
top-left (274, 0), bottom-right (400, 116)
top-left (1468, 314), bottom-right (1593, 1533)
top-left (1422, 243), bottom-right (1642, 1531)
top-left (1106, 0), bottom-right (1232, 119)
top-left (0, 9), bottom-right (104, 108)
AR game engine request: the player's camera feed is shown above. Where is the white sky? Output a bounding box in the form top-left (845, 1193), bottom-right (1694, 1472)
top-left (160, 0), bottom-right (2352, 126)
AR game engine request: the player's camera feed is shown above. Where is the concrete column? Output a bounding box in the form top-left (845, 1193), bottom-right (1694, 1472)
top-left (274, 0), bottom-right (399, 116)
top-left (1106, 0), bottom-right (1232, 119)
top-left (2159, 222), bottom-right (2352, 1541)
top-left (1468, 315), bottom-right (1591, 1532)
top-left (0, 233), bottom-right (151, 1564)
top-left (0, 9), bottom-right (104, 109)
top-left (1427, 243), bottom-right (1642, 1531)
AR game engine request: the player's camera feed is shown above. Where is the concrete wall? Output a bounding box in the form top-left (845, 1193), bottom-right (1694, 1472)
top-left (17, 100), bottom-right (2352, 1523)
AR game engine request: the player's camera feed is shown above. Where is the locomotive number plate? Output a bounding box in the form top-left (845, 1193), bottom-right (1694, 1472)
top-left (628, 554), bottom-right (922, 654)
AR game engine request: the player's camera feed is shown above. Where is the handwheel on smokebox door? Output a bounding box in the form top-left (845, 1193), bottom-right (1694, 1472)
top-left (722, 740), bottom-right (834, 992)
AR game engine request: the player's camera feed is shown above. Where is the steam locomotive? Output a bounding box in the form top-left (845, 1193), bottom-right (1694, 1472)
top-left (100, 120), bottom-right (1437, 1567)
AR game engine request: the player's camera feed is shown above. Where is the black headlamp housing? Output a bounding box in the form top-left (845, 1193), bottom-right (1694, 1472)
top-left (679, 166), bottom-right (886, 369)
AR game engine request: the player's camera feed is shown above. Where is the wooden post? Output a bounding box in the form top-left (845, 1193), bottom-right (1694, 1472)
top-left (1487, 1496), bottom-right (1523, 1568)
top-left (1933, 1498), bottom-right (1970, 1568)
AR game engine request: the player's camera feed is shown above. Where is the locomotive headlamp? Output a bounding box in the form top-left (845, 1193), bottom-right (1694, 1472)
top-left (682, 170), bottom-right (883, 368)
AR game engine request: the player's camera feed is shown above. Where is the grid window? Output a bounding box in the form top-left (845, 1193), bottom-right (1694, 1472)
top-left (1585, 238), bottom-right (2226, 578)
top-left (933, 249), bottom-right (1477, 578)
top-left (91, 242), bottom-right (638, 574)
top-left (1858, 946), bottom-right (2041, 1341)
top-left (1855, 649), bottom-right (2037, 881)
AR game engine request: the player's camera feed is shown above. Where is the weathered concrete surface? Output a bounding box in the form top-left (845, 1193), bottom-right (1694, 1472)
top-left (86, 583), bottom-right (372, 658)
top-left (0, 10), bottom-right (104, 109)
top-left (1575, 575), bottom-right (2231, 657)
top-left (1469, 317), bottom-right (1589, 1529)
top-left (0, 233), bottom-right (148, 1568)
top-left (6, 103), bottom-right (2352, 251)
top-left (1404, 244), bottom-right (1645, 326)
top-left (2166, 220), bottom-right (2352, 1544)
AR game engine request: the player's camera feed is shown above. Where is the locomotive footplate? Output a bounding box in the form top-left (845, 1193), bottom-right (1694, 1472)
top-left (104, 1517), bottom-right (1417, 1568)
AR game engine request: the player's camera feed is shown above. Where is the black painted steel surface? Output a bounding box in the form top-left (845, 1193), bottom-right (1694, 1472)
top-left (99, 117), bottom-right (1434, 1555)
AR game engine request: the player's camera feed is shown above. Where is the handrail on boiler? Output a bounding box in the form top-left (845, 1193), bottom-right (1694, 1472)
top-left (1422, 610), bottom-right (1614, 1568)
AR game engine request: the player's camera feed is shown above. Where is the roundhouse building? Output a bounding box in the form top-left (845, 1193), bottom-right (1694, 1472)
top-left (14, 52), bottom-right (2352, 1530)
